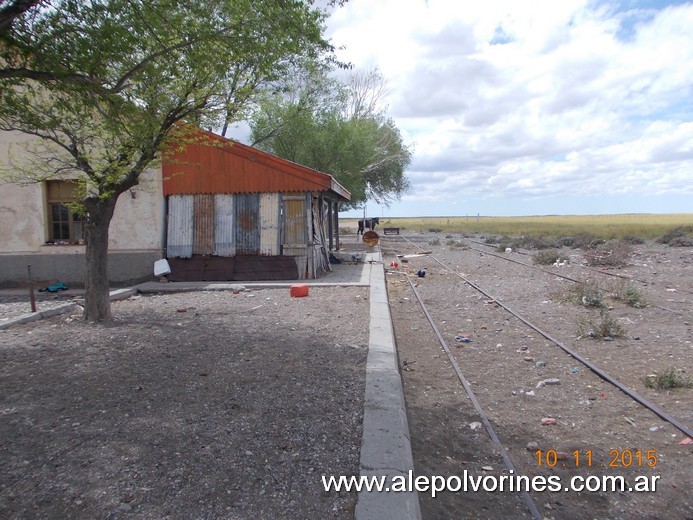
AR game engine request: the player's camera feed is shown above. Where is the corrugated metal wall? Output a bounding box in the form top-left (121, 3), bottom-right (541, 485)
top-left (214, 194), bottom-right (235, 257)
top-left (234, 193), bottom-right (260, 254)
top-left (193, 194), bottom-right (214, 255)
top-left (259, 193), bottom-right (280, 256)
top-left (167, 192), bottom-right (323, 280)
top-left (167, 194), bottom-right (193, 258)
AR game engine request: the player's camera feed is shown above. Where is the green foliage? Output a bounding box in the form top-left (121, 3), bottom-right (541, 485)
top-left (577, 309), bottom-right (625, 339)
top-left (579, 283), bottom-right (603, 308)
top-left (248, 68), bottom-right (411, 208)
top-left (564, 281), bottom-right (603, 307)
top-left (532, 250), bottom-right (569, 265)
top-left (1, 1), bottom-right (336, 194)
top-left (1, 0), bottom-right (338, 320)
top-left (644, 368), bottom-right (693, 390)
top-left (446, 238), bottom-right (468, 249)
top-left (607, 281), bottom-right (647, 308)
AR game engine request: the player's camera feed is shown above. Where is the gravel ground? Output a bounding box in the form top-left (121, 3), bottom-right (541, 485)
top-left (3, 234), bottom-right (690, 520)
top-left (0, 286), bottom-right (369, 519)
top-left (0, 290), bottom-right (84, 323)
top-left (383, 234), bottom-right (692, 520)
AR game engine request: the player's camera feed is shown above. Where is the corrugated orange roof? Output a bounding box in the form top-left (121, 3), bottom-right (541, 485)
top-left (162, 128), bottom-right (350, 201)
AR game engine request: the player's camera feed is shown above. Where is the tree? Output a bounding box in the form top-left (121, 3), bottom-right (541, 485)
top-left (0, 0), bottom-right (337, 321)
top-left (249, 68), bottom-right (411, 209)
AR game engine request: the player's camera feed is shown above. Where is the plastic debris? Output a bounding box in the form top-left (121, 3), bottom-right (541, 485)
top-left (39, 281), bottom-right (68, 293)
top-left (455, 336), bottom-right (472, 343)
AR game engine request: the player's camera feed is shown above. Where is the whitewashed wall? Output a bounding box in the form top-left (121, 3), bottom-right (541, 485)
top-left (0, 131), bottom-right (165, 253)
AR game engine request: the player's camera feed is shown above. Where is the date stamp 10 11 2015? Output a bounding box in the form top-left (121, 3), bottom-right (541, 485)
top-left (535, 449), bottom-right (658, 469)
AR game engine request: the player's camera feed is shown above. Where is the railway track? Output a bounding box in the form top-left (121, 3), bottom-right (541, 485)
top-left (380, 234), bottom-right (692, 520)
top-left (463, 237), bottom-right (693, 298)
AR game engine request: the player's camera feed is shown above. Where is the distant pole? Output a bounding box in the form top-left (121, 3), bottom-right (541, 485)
top-left (477, 213), bottom-right (480, 223)
top-left (27, 264), bottom-right (37, 313)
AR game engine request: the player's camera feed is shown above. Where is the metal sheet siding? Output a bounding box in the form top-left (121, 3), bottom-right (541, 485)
top-left (193, 194), bottom-right (214, 255)
top-left (214, 194), bottom-right (235, 257)
top-left (259, 193), bottom-right (280, 256)
top-left (166, 195), bottom-right (193, 258)
top-left (235, 193), bottom-right (260, 254)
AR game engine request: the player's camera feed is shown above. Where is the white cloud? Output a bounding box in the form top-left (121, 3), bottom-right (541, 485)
top-left (326, 0), bottom-right (693, 215)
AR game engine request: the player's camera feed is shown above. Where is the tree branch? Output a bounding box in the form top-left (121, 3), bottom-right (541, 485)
top-left (0, 0), bottom-right (42, 34)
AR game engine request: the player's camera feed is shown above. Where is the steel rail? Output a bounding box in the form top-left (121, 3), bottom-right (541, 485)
top-left (388, 236), bottom-right (693, 439)
top-left (403, 274), bottom-right (543, 520)
top-left (460, 242), bottom-right (685, 314)
top-left (464, 237), bottom-right (693, 296)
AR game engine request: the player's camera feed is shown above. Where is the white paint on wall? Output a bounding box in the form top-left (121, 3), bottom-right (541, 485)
top-left (1, 131), bottom-right (165, 254)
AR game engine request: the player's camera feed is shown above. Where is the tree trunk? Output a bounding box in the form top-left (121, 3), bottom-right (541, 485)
top-left (83, 197), bottom-right (118, 322)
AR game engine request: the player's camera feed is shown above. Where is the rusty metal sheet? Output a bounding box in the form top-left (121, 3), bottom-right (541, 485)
top-left (193, 194), bottom-right (214, 255)
top-left (214, 194), bottom-right (235, 257)
top-left (259, 193), bottom-right (280, 256)
top-left (162, 128), bottom-right (350, 202)
top-left (166, 194), bottom-right (193, 258)
top-left (235, 193), bottom-right (260, 254)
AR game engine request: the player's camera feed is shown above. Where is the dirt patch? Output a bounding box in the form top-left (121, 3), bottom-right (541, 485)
top-left (0, 287), bottom-right (369, 519)
top-left (385, 235), bottom-right (691, 520)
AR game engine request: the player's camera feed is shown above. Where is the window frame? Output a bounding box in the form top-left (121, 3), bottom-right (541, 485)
top-left (45, 181), bottom-right (84, 245)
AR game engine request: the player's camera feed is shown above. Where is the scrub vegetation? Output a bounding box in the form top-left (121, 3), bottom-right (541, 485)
top-left (344, 214), bottom-right (693, 241)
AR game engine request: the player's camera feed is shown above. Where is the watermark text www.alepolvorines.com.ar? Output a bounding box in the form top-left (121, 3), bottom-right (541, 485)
top-left (322, 470), bottom-right (660, 498)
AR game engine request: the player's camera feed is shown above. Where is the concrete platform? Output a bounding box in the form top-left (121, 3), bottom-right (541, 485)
top-left (136, 256), bottom-right (373, 292)
top-left (355, 250), bottom-right (421, 520)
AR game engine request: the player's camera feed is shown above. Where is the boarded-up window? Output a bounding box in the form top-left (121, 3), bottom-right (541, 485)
top-left (281, 193), bottom-right (309, 277)
top-left (45, 180), bottom-right (83, 243)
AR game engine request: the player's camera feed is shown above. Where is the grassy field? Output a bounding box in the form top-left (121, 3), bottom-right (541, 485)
top-left (341, 214), bottom-right (693, 240)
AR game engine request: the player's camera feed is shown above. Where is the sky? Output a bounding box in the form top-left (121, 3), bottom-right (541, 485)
top-left (323, 0), bottom-right (693, 217)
